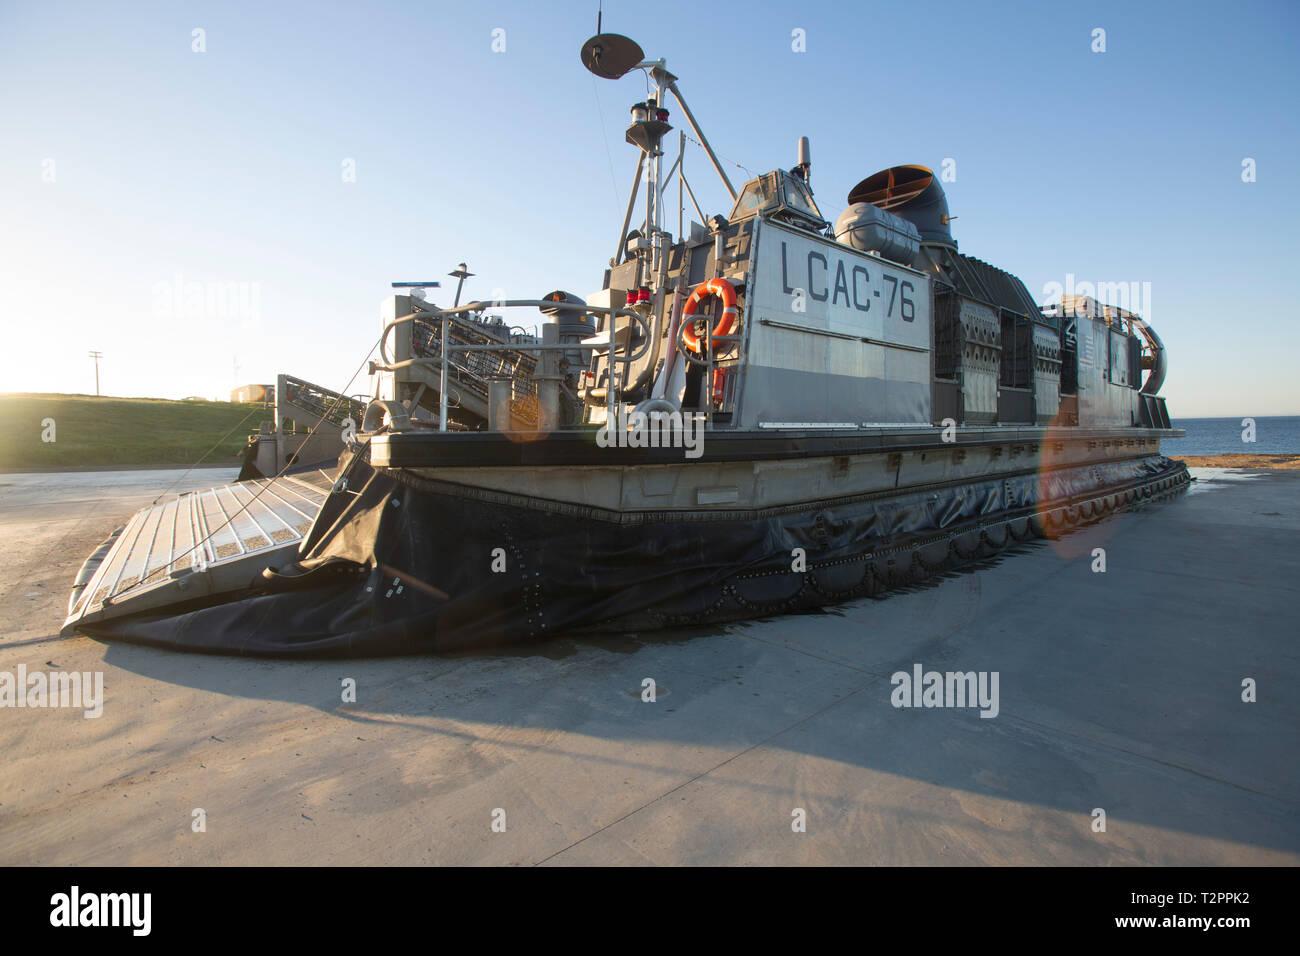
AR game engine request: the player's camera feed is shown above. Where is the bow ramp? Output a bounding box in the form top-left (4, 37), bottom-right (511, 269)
top-left (61, 469), bottom-right (335, 635)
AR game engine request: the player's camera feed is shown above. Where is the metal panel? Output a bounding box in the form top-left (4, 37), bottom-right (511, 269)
top-left (1032, 323), bottom-right (1062, 424)
top-left (739, 219), bottom-right (932, 426)
top-left (1077, 317), bottom-right (1137, 425)
top-left (1109, 329), bottom-right (1132, 386)
top-left (958, 299), bottom-right (1000, 424)
top-left (997, 387), bottom-right (1034, 424)
top-left (932, 379), bottom-right (962, 425)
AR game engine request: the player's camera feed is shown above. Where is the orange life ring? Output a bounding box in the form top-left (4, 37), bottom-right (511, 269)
top-left (680, 277), bottom-right (739, 353)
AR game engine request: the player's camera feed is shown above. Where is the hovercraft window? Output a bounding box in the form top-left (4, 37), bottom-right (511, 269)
top-left (730, 179), bottom-right (768, 222)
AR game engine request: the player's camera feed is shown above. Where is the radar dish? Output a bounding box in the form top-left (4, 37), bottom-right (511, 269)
top-left (580, 33), bottom-right (644, 79)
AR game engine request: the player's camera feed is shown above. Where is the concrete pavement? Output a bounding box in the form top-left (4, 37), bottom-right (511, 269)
top-left (0, 466), bottom-right (1295, 864)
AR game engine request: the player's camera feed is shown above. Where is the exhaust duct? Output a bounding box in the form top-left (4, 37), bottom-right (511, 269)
top-left (847, 165), bottom-right (954, 248)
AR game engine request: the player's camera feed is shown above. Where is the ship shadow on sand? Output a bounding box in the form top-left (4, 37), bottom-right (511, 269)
top-left (86, 495), bottom-right (1300, 861)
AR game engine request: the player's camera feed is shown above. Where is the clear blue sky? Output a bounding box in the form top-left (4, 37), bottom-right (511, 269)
top-left (2, 0), bottom-right (1296, 416)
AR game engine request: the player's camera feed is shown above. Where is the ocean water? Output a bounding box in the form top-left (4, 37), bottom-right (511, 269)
top-left (1165, 416), bottom-right (1300, 456)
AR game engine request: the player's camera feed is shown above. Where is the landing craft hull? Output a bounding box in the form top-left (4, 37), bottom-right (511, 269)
top-left (59, 36), bottom-right (1197, 658)
top-left (76, 436), bottom-right (1190, 656)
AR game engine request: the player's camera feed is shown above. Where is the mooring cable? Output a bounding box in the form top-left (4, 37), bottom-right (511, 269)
top-left (150, 402), bottom-right (267, 507)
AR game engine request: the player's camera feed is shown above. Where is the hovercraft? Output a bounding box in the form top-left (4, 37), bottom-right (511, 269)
top-left (61, 32), bottom-right (1187, 655)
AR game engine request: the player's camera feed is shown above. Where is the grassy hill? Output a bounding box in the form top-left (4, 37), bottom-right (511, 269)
top-left (0, 393), bottom-right (269, 469)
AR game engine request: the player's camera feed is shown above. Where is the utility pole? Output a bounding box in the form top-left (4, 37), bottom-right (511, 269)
top-left (88, 350), bottom-right (103, 396)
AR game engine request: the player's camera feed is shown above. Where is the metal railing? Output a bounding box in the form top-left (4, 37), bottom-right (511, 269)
top-left (410, 314), bottom-right (540, 424)
top-left (375, 300), bottom-right (651, 431)
top-left (278, 374), bottom-right (368, 430)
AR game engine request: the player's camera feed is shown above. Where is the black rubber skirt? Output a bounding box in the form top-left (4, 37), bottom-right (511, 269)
top-left (82, 454), bottom-right (1190, 656)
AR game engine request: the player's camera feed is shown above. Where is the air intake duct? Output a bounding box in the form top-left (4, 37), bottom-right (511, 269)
top-left (847, 165), bottom-right (954, 247)
top-left (540, 290), bottom-right (596, 340)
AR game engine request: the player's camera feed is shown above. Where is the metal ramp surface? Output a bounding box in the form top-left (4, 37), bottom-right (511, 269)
top-left (62, 470), bottom-right (334, 634)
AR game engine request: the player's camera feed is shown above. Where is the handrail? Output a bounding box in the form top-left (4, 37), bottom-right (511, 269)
top-left (376, 299), bottom-right (654, 431)
top-left (378, 300), bottom-right (650, 366)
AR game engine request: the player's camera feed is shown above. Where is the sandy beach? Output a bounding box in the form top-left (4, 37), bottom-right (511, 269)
top-left (1172, 454), bottom-right (1300, 469)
